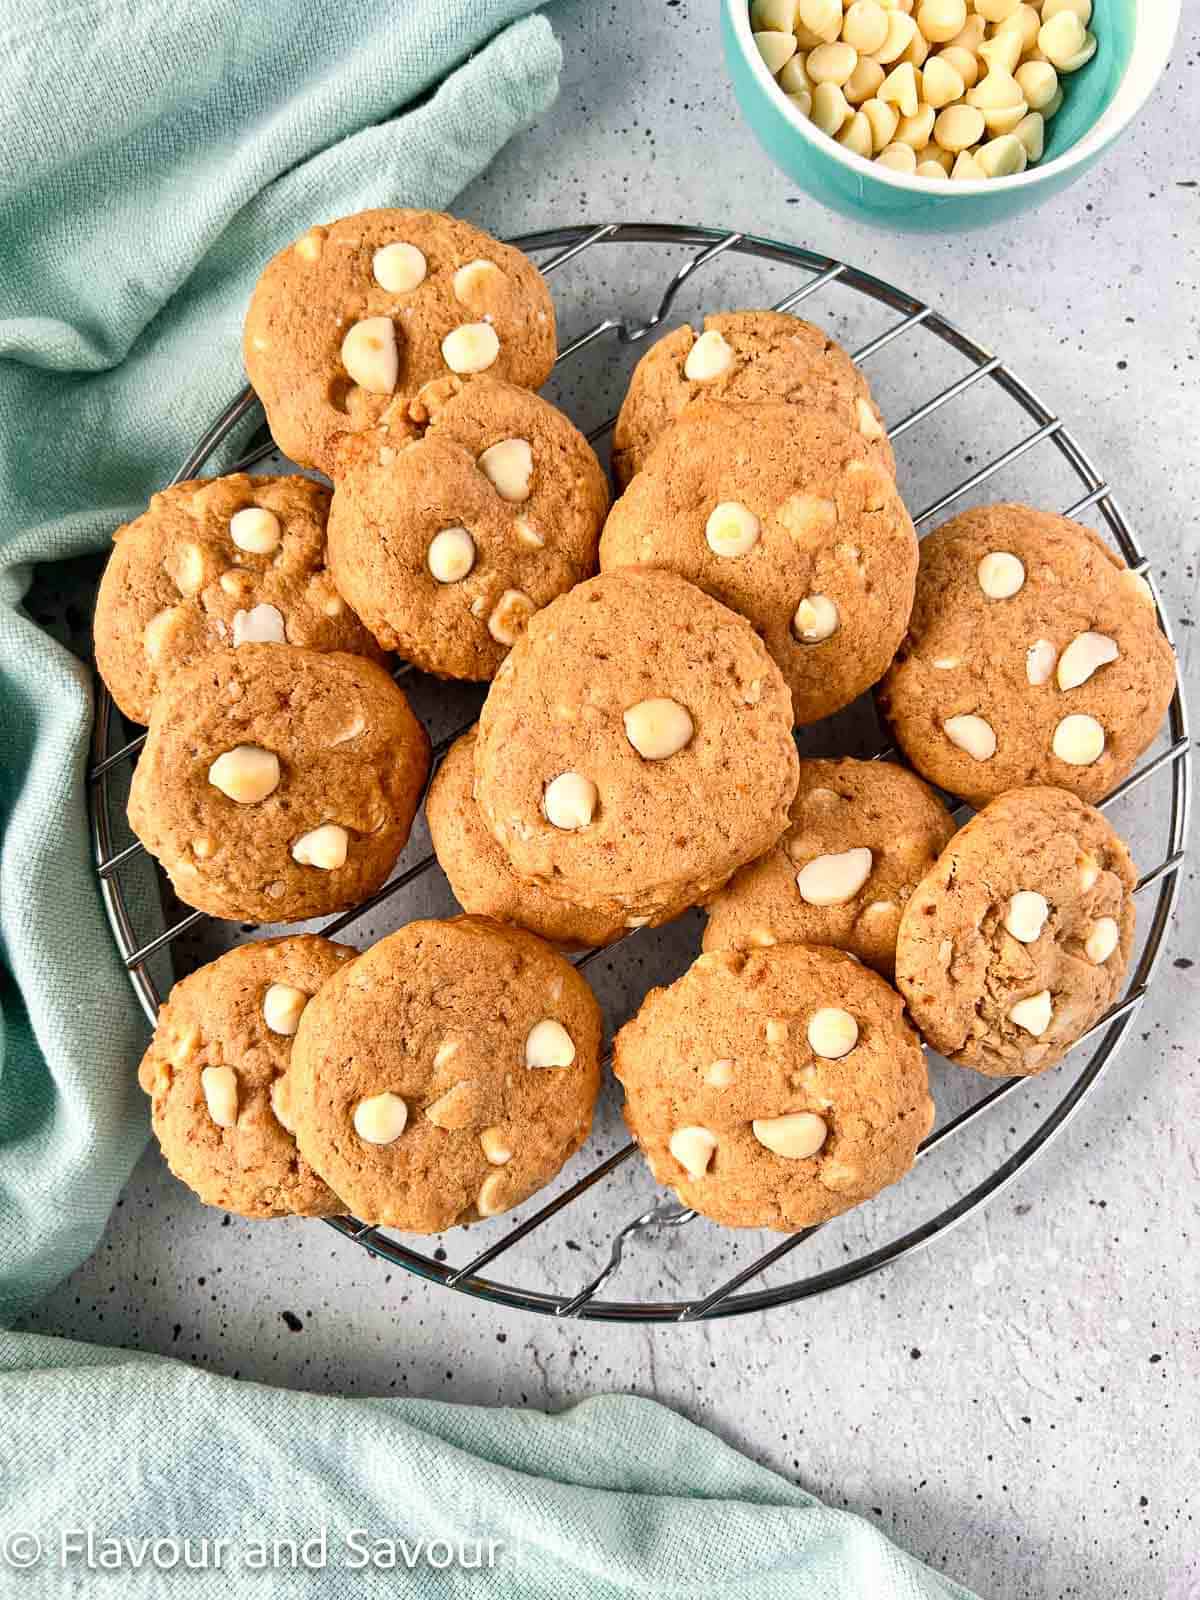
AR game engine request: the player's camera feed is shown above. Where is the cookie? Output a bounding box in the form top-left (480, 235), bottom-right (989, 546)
top-left (427, 730), bottom-right (629, 950)
top-left (474, 568), bottom-right (800, 922)
top-left (877, 505), bottom-right (1176, 807)
top-left (289, 917), bottom-right (603, 1231)
top-left (702, 757), bottom-right (956, 976)
top-left (895, 786), bottom-right (1137, 1078)
top-left (127, 644), bottom-right (429, 924)
top-left (611, 311), bottom-right (893, 488)
top-left (94, 474), bottom-right (383, 724)
top-left (613, 944), bottom-right (933, 1231)
top-left (600, 403), bottom-right (918, 725)
top-left (244, 209), bottom-right (557, 474)
top-left (327, 376), bottom-right (609, 678)
top-left (138, 936), bottom-right (356, 1218)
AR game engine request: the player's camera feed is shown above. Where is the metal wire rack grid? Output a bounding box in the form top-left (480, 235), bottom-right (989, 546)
top-left (88, 223), bottom-right (1191, 1323)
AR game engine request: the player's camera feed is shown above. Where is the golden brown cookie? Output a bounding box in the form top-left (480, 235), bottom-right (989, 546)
top-left (611, 311), bottom-right (893, 488)
top-left (94, 475), bottom-right (382, 724)
top-left (128, 644), bottom-right (429, 924)
top-left (702, 757), bottom-right (956, 976)
top-left (138, 936), bottom-right (356, 1218)
top-left (474, 568), bottom-right (800, 922)
top-left (600, 403), bottom-right (918, 725)
top-left (289, 917), bottom-right (603, 1231)
top-left (427, 731), bottom-right (629, 950)
top-left (877, 505), bottom-right (1176, 807)
top-left (895, 786), bottom-right (1137, 1078)
top-left (326, 376), bottom-right (609, 679)
top-left (613, 944), bottom-right (933, 1231)
top-left (244, 209), bottom-right (557, 474)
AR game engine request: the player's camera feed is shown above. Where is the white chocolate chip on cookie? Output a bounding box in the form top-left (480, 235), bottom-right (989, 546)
top-left (442, 321), bottom-right (500, 374)
top-left (796, 846), bottom-right (874, 906)
top-left (1008, 989), bottom-right (1053, 1037)
top-left (1084, 916), bottom-right (1119, 965)
top-left (623, 697), bottom-right (695, 761)
top-left (943, 714), bottom-right (996, 761)
top-left (1026, 639), bottom-right (1057, 686)
top-left (856, 396), bottom-right (886, 439)
top-left (427, 527), bottom-right (476, 584)
top-left (341, 317), bottom-right (398, 393)
top-left (1056, 631), bottom-right (1119, 691)
top-left (480, 1126), bottom-right (514, 1166)
top-left (526, 1018), bottom-right (576, 1069)
top-left (684, 329), bottom-right (734, 382)
top-left (977, 551), bottom-right (1026, 599)
top-left (143, 606), bottom-right (185, 662)
top-left (514, 519), bottom-right (544, 549)
top-left (705, 501), bottom-right (761, 558)
top-left (477, 437), bottom-right (533, 502)
top-left (487, 589), bottom-right (535, 646)
top-left (1077, 852), bottom-right (1100, 892)
top-left (752, 1111), bottom-right (828, 1160)
top-left (1004, 890), bottom-right (1049, 944)
top-left (294, 228), bottom-right (324, 262)
top-left (706, 1058), bottom-right (735, 1087)
top-left (476, 1172), bottom-right (510, 1217)
top-left (262, 982), bottom-right (308, 1036)
top-left (792, 594), bottom-right (839, 643)
top-left (543, 772), bottom-right (597, 831)
top-left (1052, 713), bottom-right (1105, 766)
top-left (208, 745), bottom-right (280, 804)
top-left (353, 1091), bottom-right (408, 1145)
top-left (453, 258), bottom-right (504, 310)
top-left (165, 542), bottom-right (205, 597)
top-left (777, 493), bottom-right (838, 542)
top-left (807, 1006), bottom-right (859, 1059)
top-left (372, 241), bottom-right (427, 294)
top-left (292, 823), bottom-right (349, 869)
top-left (232, 602), bottom-right (286, 646)
top-left (230, 507), bottom-right (281, 555)
top-left (669, 1125), bottom-right (718, 1178)
top-left (269, 1074), bottom-right (295, 1134)
top-left (201, 1065), bottom-right (239, 1128)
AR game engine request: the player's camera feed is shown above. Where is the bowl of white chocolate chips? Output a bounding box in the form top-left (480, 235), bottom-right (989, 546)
top-left (723, 0), bottom-right (1180, 230)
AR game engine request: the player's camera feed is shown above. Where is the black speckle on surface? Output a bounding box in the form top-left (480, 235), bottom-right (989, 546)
top-left (910, 1347), bottom-right (922, 1360)
top-left (1174, 957), bottom-right (1194, 970)
top-left (281, 1311), bottom-right (303, 1333)
top-left (1149, 1353), bottom-right (1163, 1365)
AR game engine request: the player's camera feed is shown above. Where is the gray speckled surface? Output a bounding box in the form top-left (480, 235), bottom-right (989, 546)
top-left (19, 6), bottom-right (1200, 1598)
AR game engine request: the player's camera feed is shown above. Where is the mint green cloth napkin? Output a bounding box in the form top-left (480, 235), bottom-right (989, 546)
top-left (0, 1331), bottom-right (977, 1598)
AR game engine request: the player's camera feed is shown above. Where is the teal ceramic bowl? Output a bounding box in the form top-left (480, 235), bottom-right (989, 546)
top-left (723, 0), bottom-right (1179, 231)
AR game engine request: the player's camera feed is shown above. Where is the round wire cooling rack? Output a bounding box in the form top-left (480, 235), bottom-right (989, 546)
top-left (88, 222), bottom-right (1192, 1323)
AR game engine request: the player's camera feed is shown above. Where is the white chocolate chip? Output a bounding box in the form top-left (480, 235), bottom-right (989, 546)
top-left (165, 542), bottom-right (205, 596)
top-left (749, 929), bottom-right (777, 947)
top-left (977, 550), bottom-right (1025, 599)
top-left (705, 501), bottom-right (761, 558)
top-left (353, 1091), bottom-right (408, 1145)
top-left (292, 823), bottom-right (349, 869)
top-left (1078, 853), bottom-right (1100, 892)
top-left (143, 606), bottom-right (185, 662)
top-left (932, 655), bottom-right (962, 670)
top-left (796, 847), bottom-right (874, 907)
top-left (1056, 632), bottom-right (1119, 691)
top-left (684, 329), bottom-right (734, 382)
top-left (943, 714), bottom-right (997, 761)
top-left (453, 258), bottom-right (504, 308)
top-left (232, 602), bottom-right (286, 646)
top-left (856, 396), bottom-right (886, 439)
top-left (777, 493), bottom-right (838, 542)
top-left (543, 772), bottom-right (598, 831)
top-left (487, 589), bottom-right (534, 646)
top-left (341, 317), bottom-right (398, 393)
top-left (329, 710), bottom-right (366, 747)
top-left (751, 1111), bottom-right (828, 1160)
top-left (476, 1171), bottom-right (509, 1217)
top-left (294, 228), bottom-right (324, 262)
top-left (514, 519), bottom-right (544, 549)
top-left (442, 322), bottom-right (500, 374)
top-left (1026, 639), bottom-right (1057, 686)
top-left (525, 1018), bottom-right (576, 1069)
top-left (201, 1065), bottom-right (238, 1128)
top-left (262, 982), bottom-right (307, 1036)
top-left (269, 1074), bottom-right (295, 1134)
top-left (477, 437), bottom-right (533, 502)
top-left (669, 1125), bottom-right (718, 1178)
top-left (623, 697), bottom-right (694, 761)
top-left (230, 507), bottom-right (281, 555)
top-left (434, 1038), bottom-right (461, 1070)
top-left (1004, 890), bottom-right (1049, 944)
top-left (765, 1018), bottom-right (788, 1045)
top-left (1084, 917), bottom-right (1120, 965)
top-left (1008, 989), bottom-right (1053, 1037)
top-left (792, 594), bottom-right (839, 643)
top-left (372, 241), bottom-right (427, 294)
top-left (754, 27), bottom-right (799, 72)
top-left (1122, 570), bottom-right (1155, 606)
top-left (1052, 713), bottom-right (1105, 767)
top-left (706, 1059), bottom-right (735, 1088)
top-left (207, 745), bottom-right (280, 804)
top-left (480, 1126), bottom-right (513, 1166)
top-left (427, 526), bottom-right (476, 584)
top-left (807, 1007), bottom-right (859, 1059)
top-left (424, 1084), bottom-right (476, 1130)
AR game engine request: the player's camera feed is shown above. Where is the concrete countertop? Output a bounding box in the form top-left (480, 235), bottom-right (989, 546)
top-left (22, 6), bottom-right (1199, 1598)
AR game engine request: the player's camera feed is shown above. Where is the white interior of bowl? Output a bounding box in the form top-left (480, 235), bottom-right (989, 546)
top-left (726, 0), bottom-right (1181, 197)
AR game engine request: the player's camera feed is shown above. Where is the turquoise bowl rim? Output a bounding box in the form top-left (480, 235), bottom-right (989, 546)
top-left (724, 0), bottom-right (1181, 201)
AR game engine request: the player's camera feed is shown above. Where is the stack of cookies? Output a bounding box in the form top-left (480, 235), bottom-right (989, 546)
top-left (94, 206), bottom-right (1174, 1241)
